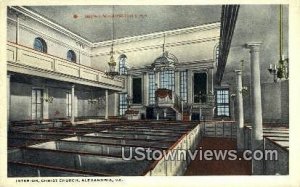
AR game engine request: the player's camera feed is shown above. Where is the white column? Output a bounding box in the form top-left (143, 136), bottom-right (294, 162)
top-left (7, 74), bottom-right (11, 127)
top-left (16, 14), bottom-right (20, 44)
top-left (235, 70), bottom-right (244, 151)
top-left (174, 71), bottom-right (180, 95)
top-left (71, 85), bottom-right (75, 124)
top-left (211, 68), bottom-right (214, 93)
top-left (143, 72), bottom-right (149, 106)
top-left (211, 68), bottom-right (215, 118)
top-left (105, 90), bottom-right (109, 120)
top-left (127, 75), bottom-right (132, 97)
top-left (114, 93), bottom-right (118, 116)
top-left (187, 69), bottom-right (193, 104)
top-left (155, 72), bottom-right (160, 88)
top-left (78, 50), bottom-right (81, 65)
top-left (246, 42), bottom-right (263, 175)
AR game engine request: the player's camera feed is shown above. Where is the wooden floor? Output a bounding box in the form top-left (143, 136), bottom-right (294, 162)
top-left (185, 137), bottom-right (252, 175)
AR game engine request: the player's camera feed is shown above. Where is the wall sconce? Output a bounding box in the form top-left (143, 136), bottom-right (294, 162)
top-left (268, 5), bottom-right (289, 83)
top-left (268, 57), bottom-right (289, 83)
top-left (239, 86), bottom-right (248, 96)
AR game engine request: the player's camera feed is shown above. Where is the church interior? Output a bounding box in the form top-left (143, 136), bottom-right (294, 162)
top-left (5, 5), bottom-right (289, 177)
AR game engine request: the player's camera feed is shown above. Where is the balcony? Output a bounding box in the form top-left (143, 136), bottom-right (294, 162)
top-left (7, 42), bottom-right (124, 91)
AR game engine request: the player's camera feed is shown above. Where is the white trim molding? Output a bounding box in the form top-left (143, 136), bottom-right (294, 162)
top-left (92, 36), bottom-right (220, 57)
top-left (7, 18), bottom-right (92, 57)
top-left (9, 6), bottom-right (93, 47)
top-left (8, 6), bottom-right (220, 59)
top-left (93, 22), bottom-right (221, 47)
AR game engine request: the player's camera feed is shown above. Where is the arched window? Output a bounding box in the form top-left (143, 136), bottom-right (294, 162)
top-left (67, 50), bottom-right (76, 63)
top-left (34, 37), bottom-right (47, 53)
top-left (119, 54), bottom-right (127, 75)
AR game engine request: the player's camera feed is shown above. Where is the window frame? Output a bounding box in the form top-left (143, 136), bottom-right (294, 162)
top-left (193, 72), bottom-right (208, 103)
top-left (31, 88), bottom-right (43, 120)
top-left (119, 54), bottom-right (127, 75)
top-left (179, 70), bottom-right (188, 102)
top-left (119, 93), bottom-right (128, 116)
top-left (160, 69), bottom-right (175, 91)
top-left (132, 77), bottom-right (143, 104)
top-left (66, 92), bottom-right (72, 117)
top-left (67, 50), bottom-right (77, 63)
top-left (34, 37), bottom-right (47, 53)
top-left (215, 88), bottom-right (230, 117)
top-left (148, 72), bottom-right (156, 105)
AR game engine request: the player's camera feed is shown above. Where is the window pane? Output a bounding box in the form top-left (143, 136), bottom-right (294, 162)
top-left (159, 70), bottom-right (174, 91)
top-left (119, 55), bottom-right (127, 75)
top-left (34, 38), bottom-right (47, 53)
top-left (148, 72), bottom-right (156, 105)
top-left (119, 93), bottom-right (128, 115)
top-left (32, 104), bottom-right (36, 119)
top-left (67, 50), bottom-right (76, 62)
top-left (179, 71), bottom-right (187, 102)
top-left (36, 104), bottom-right (42, 119)
top-left (216, 89), bottom-right (230, 117)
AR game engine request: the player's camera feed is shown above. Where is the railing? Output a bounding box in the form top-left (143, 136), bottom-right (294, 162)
top-left (243, 125), bottom-right (289, 175)
top-left (7, 42), bottom-right (124, 89)
top-left (202, 120), bottom-right (237, 138)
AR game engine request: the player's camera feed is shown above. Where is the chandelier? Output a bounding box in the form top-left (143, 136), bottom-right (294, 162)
top-left (268, 5), bottom-right (289, 82)
top-left (105, 5), bottom-right (119, 78)
top-left (150, 33), bottom-right (178, 72)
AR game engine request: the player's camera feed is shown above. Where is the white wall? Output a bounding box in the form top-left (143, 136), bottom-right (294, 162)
top-left (7, 11), bottom-right (92, 67)
top-left (10, 82), bottom-right (32, 121)
top-left (9, 80), bottom-right (107, 121)
top-left (91, 23), bottom-right (220, 71)
top-left (221, 5), bottom-right (289, 123)
top-left (7, 8), bottom-right (221, 120)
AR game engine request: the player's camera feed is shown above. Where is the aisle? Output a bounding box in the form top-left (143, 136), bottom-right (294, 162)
top-left (184, 137), bottom-right (252, 175)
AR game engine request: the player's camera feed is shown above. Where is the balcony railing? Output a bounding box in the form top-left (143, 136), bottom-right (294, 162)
top-left (7, 42), bottom-right (124, 90)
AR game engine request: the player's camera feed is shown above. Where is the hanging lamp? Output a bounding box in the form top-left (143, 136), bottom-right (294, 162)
top-left (105, 5), bottom-right (119, 78)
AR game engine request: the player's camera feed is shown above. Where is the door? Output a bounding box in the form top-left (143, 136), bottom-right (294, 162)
top-left (146, 107), bottom-right (155, 119)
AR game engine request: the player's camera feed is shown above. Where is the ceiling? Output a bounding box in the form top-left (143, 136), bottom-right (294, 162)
top-left (25, 5), bottom-right (221, 43)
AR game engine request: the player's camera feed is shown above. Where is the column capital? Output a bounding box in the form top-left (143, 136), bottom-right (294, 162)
top-left (245, 42), bottom-right (262, 52)
top-left (71, 84), bottom-right (75, 88)
top-left (235, 70), bottom-right (242, 75)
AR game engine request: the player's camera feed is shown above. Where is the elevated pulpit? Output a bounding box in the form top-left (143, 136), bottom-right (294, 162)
top-left (155, 88), bottom-right (173, 107)
top-left (125, 109), bottom-right (140, 120)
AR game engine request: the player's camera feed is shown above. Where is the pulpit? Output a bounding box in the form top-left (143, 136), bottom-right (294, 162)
top-left (125, 109), bottom-right (140, 120)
